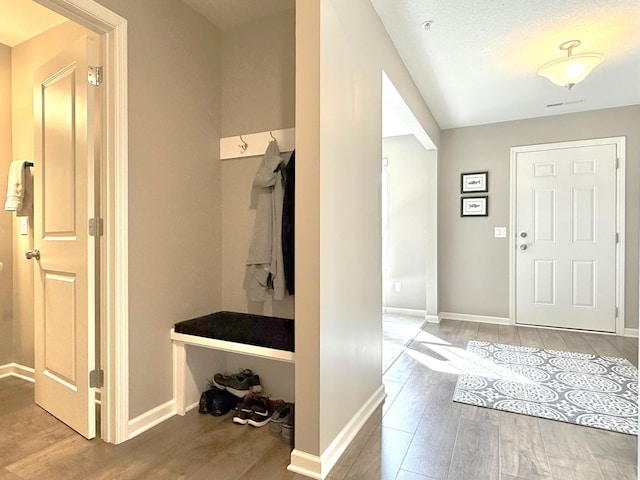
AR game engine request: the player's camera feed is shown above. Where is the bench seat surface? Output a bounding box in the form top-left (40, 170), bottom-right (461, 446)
top-left (174, 311), bottom-right (294, 352)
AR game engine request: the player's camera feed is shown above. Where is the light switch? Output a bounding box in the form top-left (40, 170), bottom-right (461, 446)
top-left (494, 227), bottom-right (507, 238)
top-left (20, 217), bottom-right (28, 235)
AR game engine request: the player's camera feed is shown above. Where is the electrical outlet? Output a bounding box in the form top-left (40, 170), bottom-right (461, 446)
top-left (394, 281), bottom-right (401, 292)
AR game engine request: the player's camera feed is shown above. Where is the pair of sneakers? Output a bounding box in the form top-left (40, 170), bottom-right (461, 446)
top-left (232, 392), bottom-right (284, 428)
top-left (212, 368), bottom-right (262, 398)
top-left (269, 402), bottom-right (294, 443)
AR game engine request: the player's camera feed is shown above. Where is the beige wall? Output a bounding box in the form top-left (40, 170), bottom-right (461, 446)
top-left (439, 105), bottom-right (640, 329)
top-left (95, 0), bottom-right (223, 418)
top-left (295, 0), bottom-right (440, 459)
top-left (0, 43), bottom-right (12, 364)
top-left (220, 9), bottom-right (295, 318)
top-left (10, 22), bottom-right (92, 367)
top-left (383, 134), bottom-right (429, 310)
top-left (220, 8), bottom-right (295, 138)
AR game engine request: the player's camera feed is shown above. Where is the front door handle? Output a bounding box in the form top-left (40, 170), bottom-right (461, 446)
top-left (25, 249), bottom-right (40, 261)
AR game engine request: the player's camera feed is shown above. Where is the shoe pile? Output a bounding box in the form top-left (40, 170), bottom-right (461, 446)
top-left (198, 368), bottom-right (260, 416)
top-left (200, 368), bottom-right (295, 443)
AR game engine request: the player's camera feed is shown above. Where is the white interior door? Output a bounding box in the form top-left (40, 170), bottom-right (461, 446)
top-left (32, 35), bottom-right (98, 439)
top-left (515, 142), bottom-right (617, 332)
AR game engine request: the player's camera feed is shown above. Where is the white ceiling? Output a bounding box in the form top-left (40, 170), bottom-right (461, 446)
top-left (371, 0), bottom-right (640, 128)
top-left (0, 0), bottom-right (66, 47)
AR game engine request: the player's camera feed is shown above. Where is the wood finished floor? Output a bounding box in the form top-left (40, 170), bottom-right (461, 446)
top-left (0, 317), bottom-right (637, 480)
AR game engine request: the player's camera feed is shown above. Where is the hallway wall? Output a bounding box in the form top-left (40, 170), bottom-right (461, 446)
top-left (382, 134), bottom-right (430, 311)
top-left (294, 0), bottom-right (441, 469)
top-left (0, 44), bottom-right (12, 364)
top-left (94, 0), bottom-right (223, 419)
top-left (439, 105), bottom-right (640, 328)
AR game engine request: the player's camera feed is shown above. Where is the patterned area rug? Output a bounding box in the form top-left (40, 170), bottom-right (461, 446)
top-left (452, 340), bottom-right (638, 435)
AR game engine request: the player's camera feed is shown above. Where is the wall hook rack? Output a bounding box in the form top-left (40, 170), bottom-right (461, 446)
top-left (221, 128), bottom-right (295, 160)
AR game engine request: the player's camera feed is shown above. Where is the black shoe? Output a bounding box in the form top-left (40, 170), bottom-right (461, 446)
top-left (208, 387), bottom-right (239, 416)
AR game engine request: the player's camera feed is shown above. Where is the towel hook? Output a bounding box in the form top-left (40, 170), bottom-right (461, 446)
top-left (269, 131), bottom-right (276, 142)
top-left (239, 135), bottom-right (248, 153)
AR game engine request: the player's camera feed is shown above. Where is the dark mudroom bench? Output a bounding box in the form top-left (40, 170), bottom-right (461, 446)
top-left (171, 311), bottom-right (295, 415)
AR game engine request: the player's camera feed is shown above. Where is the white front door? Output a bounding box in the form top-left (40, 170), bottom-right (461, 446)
top-left (32, 35), bottom-right (99, 439)
top-left (513, 140), bottom-right (619, 333)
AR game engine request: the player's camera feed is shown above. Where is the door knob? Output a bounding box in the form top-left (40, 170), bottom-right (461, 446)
top-left (519, 244), bottom-right (528, 251)
top-left (25, 249), bottom-right (40, 261)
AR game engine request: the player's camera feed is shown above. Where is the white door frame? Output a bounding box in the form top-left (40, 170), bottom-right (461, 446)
top-left (509, 137), bottom-right (626, 335)
top-left (35, 0), bottom-right (129, 444)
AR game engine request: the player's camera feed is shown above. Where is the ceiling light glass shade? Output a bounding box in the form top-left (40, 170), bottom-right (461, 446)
top-left (538, 40), bottom-right (604, 90)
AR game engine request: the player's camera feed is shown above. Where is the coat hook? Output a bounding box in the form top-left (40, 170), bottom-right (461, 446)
top-left (269, 131), bottom-right (276, 141)
top-left (239, 135), bottom-right (248, 153)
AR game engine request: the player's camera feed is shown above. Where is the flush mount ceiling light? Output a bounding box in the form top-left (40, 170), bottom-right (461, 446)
top-left (538, 40), bottom-right (604, 90)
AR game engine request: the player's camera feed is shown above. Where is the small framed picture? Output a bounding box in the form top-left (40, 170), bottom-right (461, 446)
top-left (461, 171), bottom-right (488, 193)
top-left (461, 196), bottom-right (488, 217)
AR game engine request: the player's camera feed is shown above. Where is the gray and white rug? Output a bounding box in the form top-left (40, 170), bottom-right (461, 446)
top-left (452, 340), bottom-right (638, 435)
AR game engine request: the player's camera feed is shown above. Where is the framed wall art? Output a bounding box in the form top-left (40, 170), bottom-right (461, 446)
top-left (461, 196), bottom-right (488, 217)
top-left (460, 171), bottom-right (488, 193)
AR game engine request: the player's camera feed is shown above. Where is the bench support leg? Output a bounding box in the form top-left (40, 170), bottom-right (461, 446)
top-left (173, 340), bottom-right (187, 415)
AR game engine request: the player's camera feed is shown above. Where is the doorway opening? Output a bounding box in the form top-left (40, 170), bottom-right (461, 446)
top-left (381, 72), bottom-right (438, 322)
top-left (0, 0), bottom-right (128, 445)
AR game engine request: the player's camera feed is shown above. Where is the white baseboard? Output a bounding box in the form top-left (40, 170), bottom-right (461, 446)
top-left (0, 363), bottom-right (35, 382)
top-left (425, 314), bottom-right (439, 324)
top-left (128, 399), bottom-right (176, 440)
top-left (438, 312), bottom-right (510, 325)
top-left (288, 384), bottom-right (386, 479)
top-left (383, 307), bottom-right (426, 318)
top-left (439, 312), bottom-right (638, 338)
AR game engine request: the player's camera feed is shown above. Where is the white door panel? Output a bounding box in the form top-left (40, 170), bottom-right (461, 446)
top-left (33, 35), bottom-right (98, 439)
top-left (515, 143), bottom-right (617, 332)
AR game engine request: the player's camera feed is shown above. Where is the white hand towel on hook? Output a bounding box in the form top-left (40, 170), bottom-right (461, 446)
top-left (4, 160), bottom-right (28, 211)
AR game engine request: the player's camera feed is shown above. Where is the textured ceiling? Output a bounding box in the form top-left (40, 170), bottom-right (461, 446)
top-left (370, 0), bottom-right (640, 128)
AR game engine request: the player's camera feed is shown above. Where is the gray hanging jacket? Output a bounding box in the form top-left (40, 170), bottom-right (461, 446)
top-left (244, 140), bottom-right (286, 301)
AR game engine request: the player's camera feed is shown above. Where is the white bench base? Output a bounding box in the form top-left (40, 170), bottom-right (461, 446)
top-left (171, 328), bottom-right (295, 415)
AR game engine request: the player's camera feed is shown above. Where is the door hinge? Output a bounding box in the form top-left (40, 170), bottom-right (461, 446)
top-left (615, 232), bottom-right (619, 243)
top-left (89, 218), bottom-right (103, 237)
top-left (615, 307), bottom-right (619, 318)
top-left (90, 369), bottom-right (104, 388)
top-left (616, 157), bottom-right (620, 169)
top-left (88, 66), bottom-right (103, 86)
